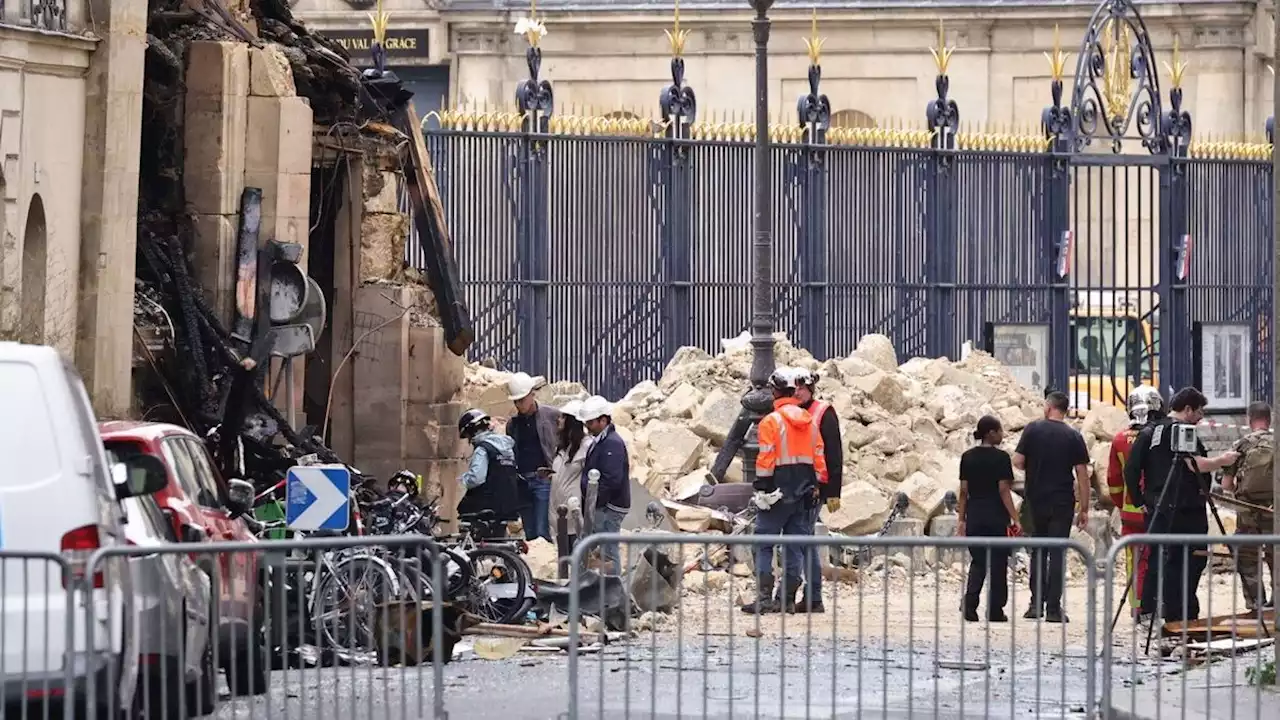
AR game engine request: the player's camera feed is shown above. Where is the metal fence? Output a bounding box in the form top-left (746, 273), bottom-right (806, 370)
top-left (419, 131), bottom-right (1274, 404)
top-left (407, 0), bottom-right (1276, 406)
top-left (4, 532), bottom-right (1277, 719)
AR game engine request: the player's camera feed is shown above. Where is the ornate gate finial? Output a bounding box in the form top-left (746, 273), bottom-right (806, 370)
top-left (1041, 25), bottom-right (1071, 152)
top-left (515, 0), bottom-right (554, 129)
top-left (1161, 36), bottom-right (1191, 156)
top-left (367, 0), bottom-right (390, 75)
top-left (925, 20), bottom-right (960, 149)
top-left (796, 8), bottom-right (831, 141)
top-left (1061, 0), bottom-right (1164, 154)
top-left (659, 0), bottom-right (697, 136)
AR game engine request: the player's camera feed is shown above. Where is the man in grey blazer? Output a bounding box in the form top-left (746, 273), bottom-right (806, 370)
top-left (505, 372), bottom-right (561, 541)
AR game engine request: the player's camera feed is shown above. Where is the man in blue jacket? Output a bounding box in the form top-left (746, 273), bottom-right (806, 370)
top-left (580, 395), bottom-right (630, 573)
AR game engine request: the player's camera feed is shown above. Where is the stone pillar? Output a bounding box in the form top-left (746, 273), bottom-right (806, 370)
top-left (184, 41), bottom-right (249, 326)
top-left (76, 0), bottom-right (147, 417)
top-left (1193, 27), bottom-right (1248, 138)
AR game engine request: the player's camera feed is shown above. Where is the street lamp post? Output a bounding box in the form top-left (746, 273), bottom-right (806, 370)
top-left (739, 0), bottom-right (778, 486)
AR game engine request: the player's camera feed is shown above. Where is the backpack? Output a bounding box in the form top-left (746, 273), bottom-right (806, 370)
top-left (1236, 432), bottom-right (1274, 501)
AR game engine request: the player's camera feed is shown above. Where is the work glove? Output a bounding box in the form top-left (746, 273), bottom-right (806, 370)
top-left (752, 489), bottom-right (783, 510)
top-left (825, 498), bottom-right (841, 513)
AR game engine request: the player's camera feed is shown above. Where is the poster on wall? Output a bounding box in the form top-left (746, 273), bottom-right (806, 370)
top-left (985, 323), bottom-right (1049, 395)
top-left (1196, 324), bottom-right (1251, 411)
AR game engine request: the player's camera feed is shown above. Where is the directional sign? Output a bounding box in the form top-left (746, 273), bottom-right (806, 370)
top-left (285, 465), bottom-right (350, 531)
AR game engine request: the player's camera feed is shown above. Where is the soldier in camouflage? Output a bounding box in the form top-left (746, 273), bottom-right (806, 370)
top-left (1221, 401), bottom-right (1276, 611)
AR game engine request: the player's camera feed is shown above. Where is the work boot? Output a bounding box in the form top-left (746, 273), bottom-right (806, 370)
top-left (962, 607), bottom-right (980, 623)
top-left (775, 576), bottom-right (802, 614)
top-left (1023, 604), bottom-right (1043, 620)
top-left (741, 576), bottom-right (780, 615)
top-left (793, 595), bottom-right (825, 614)
top-left (988, 610), bottom-right (1009, 623)
top-left (1044, 608), bottom-right (1069, 624)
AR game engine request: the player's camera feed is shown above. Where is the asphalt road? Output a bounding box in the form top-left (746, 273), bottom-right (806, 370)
top-left (211, 635), bottom-right (1096, 720)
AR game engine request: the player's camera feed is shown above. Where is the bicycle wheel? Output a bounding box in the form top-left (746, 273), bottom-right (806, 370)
top-left (466, 547), bottom-right (531, 624)
top-left (312, 553), bottom-right (401, 652)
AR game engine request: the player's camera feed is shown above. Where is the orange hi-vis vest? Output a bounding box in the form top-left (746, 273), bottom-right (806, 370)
top-left (756, 397), bottom-right (828, 496)
top-left (1107, 427), bottom-right (1145, 532)
top-left (807, 400), bottom-right (831, 485)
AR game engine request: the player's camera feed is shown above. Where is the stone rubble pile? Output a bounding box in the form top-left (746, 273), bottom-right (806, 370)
top-left (457, 333), bottom-right (1134, 537)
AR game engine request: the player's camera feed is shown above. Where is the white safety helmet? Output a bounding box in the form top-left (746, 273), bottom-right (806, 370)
top-left (559, 399), bottom-right (583, 421)
top-left (1126, 384), bottom-right (1164, 427)
top-left (768, 367), bottom-right (800, 392)
top-left (579, 395), bottom-right (613, 422)
top-left (506, 372), bottom-right (542, 401)
top-left (791, 368), bottom-right (818, 387)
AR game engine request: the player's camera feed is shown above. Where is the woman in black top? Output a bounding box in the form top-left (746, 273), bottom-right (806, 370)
top-left (958, 415), bottom-right (1022, 622)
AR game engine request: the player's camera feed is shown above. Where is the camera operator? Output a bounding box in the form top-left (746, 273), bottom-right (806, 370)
top-left (1124, 387), bottom-right (1239, 627)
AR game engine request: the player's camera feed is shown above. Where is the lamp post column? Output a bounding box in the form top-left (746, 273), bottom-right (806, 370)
top-left (740, 0), bottom-right (777, 485)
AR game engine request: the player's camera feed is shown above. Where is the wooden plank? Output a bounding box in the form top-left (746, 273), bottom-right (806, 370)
top-left (396, 101), bottom-right (473, 356)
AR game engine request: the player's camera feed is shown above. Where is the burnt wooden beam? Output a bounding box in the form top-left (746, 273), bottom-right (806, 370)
top-left (394, 102), bottom-right (473, 356)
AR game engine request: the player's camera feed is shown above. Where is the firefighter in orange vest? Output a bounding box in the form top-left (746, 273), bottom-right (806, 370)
top-left (1107, 385), bottom-right (1164, 615)
top-left (742, 368), bottom-right (828, 615)
top-left (792, 368), bottom-right (843, 613)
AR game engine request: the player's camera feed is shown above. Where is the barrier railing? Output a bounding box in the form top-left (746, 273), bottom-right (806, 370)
top-left (0, 552), bottom-right (74, 717)
top-left (75, 536), bottom-right (450, 720)
top-left (4, 531), bottom-right (1277, 719)
top-left (1103, 533), bottom-right (1280, 720)
top-left (566, 533), bottom-right (1099, 720)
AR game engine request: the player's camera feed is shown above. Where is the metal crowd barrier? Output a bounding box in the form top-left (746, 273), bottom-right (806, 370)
top-left (4, 530), bottom-right (1277, 720)
top-left (0, 553), bottom-right (74, 719)
top-left (566, 533), bottom-right (1099, 720)
top-left (31, 536), bottom-right (449, 720)
top-left (1103, 533), bottom-right (1280, 720)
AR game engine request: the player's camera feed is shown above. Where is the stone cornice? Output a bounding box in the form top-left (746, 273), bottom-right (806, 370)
top-left (0, 24), bottom-right (96, 78)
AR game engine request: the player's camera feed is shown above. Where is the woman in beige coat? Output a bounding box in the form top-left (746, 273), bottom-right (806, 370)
top-left (547, 400), bottom-right (591, 545)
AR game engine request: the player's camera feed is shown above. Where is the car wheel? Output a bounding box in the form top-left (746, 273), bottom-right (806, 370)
top-left (225, 594), bottom-right (270, 696)
top-left (186, 639), bottom-right (218, 717)
top-left (135, 658), bottom-right (186, 720)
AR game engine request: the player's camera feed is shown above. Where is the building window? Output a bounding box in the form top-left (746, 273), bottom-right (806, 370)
top-left (831, 110), bottom-right (877, 129)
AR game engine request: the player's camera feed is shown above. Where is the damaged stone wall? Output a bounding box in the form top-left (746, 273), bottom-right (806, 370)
top-left (135, 1), bottom-right (469, 499)
top-left (327, 155), bottom-right (467, 515)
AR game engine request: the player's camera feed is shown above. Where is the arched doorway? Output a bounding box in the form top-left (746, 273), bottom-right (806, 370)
top-left (19, 195), bottom-right (47, 344)
top-left (831, 109), bottom-right (877, 129)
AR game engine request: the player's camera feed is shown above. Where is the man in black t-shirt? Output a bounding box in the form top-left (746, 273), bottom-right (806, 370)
top-left (1124, 387), bottom-right (1238, 625)
top-left (1013, 391), bottom-right (1091, 622)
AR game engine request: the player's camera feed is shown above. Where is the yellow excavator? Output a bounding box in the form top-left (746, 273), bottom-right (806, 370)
top-left (1067, 291), bottom-right (1159, 413)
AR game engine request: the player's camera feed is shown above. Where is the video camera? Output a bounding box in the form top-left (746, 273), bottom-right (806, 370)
top-left (1170, 422), bottom-right (1199, 454)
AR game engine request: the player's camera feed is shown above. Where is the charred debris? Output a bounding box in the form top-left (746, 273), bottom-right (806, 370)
top-left (132, 0), bottom-right (469, 491)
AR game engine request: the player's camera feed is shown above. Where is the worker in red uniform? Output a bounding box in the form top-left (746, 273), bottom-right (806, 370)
top-left (1107, 385), bottom-right (1164, 616)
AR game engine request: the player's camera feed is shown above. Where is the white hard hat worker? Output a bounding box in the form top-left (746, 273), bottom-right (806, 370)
top-left (579, 395), bottom-right (612, 421)
top-left (506, 372), bottom-right (542, 401)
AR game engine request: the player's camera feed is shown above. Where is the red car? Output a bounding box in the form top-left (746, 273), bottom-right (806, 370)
top-left (99, 421), bottom-right (269, 696)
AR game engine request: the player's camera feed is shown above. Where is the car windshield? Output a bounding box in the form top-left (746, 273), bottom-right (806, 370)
top-left (1070, 316), bottom-right (1149, 380)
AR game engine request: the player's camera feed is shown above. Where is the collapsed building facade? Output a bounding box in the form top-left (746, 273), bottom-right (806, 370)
top-left (1, 1), bottom-right (472, 512)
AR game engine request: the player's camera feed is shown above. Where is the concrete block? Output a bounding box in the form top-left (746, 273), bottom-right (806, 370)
top-left (359, 212), bottom-right (408, 282)
top-left (247, 171), bottom-right (311, 224)
top-left (184, 100), bottom-right (248, 215)
top-left (407, 324), bottom-right (465, 404)
top-left (249, 45), bottom-right (296, 97)
top-left (246, 95), bottom-right (313, 175)
top-left (186, 41), bottom-right (249, 96)
top-left (190, 214), bottom-right (239, 326)
top-left (405, 401), bottom-right (469, 460)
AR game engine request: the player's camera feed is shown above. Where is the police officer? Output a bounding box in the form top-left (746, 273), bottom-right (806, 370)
top-left (1125, 387), bottom-right (1239, 625)
top-left (1221, 401), bottom-right (1275, 610)
top-left (455, 409), bottom-right (522, 522)
top-left (791, 368), bottom-right (843, 614)
top-left (741, 369), bottom-right (828, 615)
top-left (1107, 385), bottom-right (1164, 616)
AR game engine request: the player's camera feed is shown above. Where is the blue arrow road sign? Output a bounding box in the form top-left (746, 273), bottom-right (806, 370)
top-left (285, 465), bottom-right (351, 531)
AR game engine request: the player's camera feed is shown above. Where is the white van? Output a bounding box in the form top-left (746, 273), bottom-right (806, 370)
top-left (0, 342), bottom-right (164, 713)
